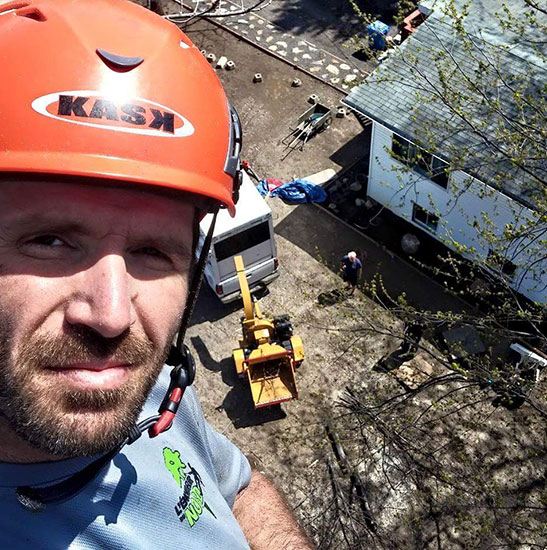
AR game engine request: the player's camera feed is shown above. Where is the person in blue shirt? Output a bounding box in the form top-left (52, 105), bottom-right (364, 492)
top-left (341, 251), bottom-right (363, 295)
top-left (0, 1), bottom-right (314, 549)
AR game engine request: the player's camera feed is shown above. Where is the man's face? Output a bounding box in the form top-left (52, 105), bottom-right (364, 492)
top-left (0, 180), bottom-right (195, 458)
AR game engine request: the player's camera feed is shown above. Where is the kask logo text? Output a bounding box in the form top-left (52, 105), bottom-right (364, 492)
top-left (32, 90), bottom-right (195, 137)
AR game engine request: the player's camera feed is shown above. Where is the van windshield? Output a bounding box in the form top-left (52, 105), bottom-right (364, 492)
top-left (214, 221), bottom-right (271, 262)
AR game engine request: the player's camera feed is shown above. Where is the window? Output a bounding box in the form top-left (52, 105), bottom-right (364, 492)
top-left (392, 133), bottom-right (414, 160)
top-left (412, 203), bottom-right (439, 233)
top-left (214, 221), bottom-right (271, 262)
top-left (392, 134), bottom-right (449, 189)
top-left (487, 249), bottom-right (517, 277)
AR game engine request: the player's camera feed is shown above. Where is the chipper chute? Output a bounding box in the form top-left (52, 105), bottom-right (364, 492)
top-left (232, 255), bottom-right (304, 408)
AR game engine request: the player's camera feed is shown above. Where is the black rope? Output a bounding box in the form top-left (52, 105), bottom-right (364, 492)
top-left (16, 445), bottom-right (122, 512)
top-left (176, 208), bottom-right (219, 349)
top-left (15, 412), bottom-right (163, 512)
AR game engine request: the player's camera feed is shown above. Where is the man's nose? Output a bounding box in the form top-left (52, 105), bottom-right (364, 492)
top-left (65, 253), bottom-right (137, 338)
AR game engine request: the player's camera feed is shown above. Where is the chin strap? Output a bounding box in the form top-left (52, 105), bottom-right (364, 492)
top-left (146, 206), bottom-right (218, 440)
top-left (16, 209), bottom-right (219, 512)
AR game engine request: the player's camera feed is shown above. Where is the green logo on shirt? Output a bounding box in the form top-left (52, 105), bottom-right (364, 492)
top-left (163, 447), bottom-right (217, 527)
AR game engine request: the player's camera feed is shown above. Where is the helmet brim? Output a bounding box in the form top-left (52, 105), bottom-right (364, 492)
top-left (0, 151), bottom-right (236, 216)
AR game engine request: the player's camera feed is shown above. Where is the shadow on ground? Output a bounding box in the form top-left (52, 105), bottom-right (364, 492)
top-left (267, 0), bottom-right (400, 43)
top-left (190, 280), bottom-right (272, 327)
top-left (329, 121), bottom-right (371, 167)
top-left (188, 285), bottom-right (242, 327)
top-left (276, 203), bottom-right (469, 314)
top-left (318, 288), bottom-right (349, 306)
top-left (190, 335), bottom-right (287, 428)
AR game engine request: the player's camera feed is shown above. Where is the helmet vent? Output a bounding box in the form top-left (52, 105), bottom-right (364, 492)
top-left (96, 48), bottom-right (144, 72)
top-left (1, 1), bottom-right (46, 21)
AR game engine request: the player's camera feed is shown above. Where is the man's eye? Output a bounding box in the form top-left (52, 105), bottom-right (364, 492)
top-left (131, 247), bottom-right (177, 272)
top-left (136, 247), bottom-right (166, 258)
top-left (133, 247), bottom-right (174, 264)
top-left (19, 234), bottom-right (72, 259)
top-left (27, 235), bottom-right (65, 247)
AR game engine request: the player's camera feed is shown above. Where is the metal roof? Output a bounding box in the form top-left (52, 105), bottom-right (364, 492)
top-left (343, 4), bottom-right (546, 207)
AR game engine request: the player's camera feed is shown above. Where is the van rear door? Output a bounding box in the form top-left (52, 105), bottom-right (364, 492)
top-left (214, 218), bottom-right (274, 280)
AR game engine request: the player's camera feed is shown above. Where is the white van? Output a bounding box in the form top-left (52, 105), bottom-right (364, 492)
top-left (199, 171), bottom-right (279, 303)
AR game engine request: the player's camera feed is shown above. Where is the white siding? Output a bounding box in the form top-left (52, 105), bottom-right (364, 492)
top-left (367, 122), bottom-right (547, 303)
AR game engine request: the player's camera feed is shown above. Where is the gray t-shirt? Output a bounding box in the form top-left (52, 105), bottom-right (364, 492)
top-left (0, 367), bottom-right (251, 549)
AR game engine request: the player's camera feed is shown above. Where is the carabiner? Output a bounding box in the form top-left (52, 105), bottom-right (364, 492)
top-left (149, 345), bottom-right (195, 438)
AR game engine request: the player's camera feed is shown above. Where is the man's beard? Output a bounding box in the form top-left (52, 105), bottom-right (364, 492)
top-left (0, 321), bottom-right (172, 458)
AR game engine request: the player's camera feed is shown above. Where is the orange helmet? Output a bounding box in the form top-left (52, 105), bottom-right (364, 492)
top-left (0, 0), bottom-right (241, 215)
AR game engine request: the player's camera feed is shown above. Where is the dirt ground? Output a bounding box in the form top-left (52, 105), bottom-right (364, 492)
top-left (186, 226), bottom-right (398, 541)
top-left (181, 19), bottom-right (547, 550)
top-left (169, 13), bottom-right (489, 546)
top-left (182, 19), bottom-right (370, 182)
top-left (128, 6), bottom-right (546, 547)
top-left (127, 2), bottom-right (403, 542)
top-left (178, 16), bottom-right (397, 541)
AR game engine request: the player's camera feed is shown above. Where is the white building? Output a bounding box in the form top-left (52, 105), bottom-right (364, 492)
top-left (342, 0), bottom-right (546, 304)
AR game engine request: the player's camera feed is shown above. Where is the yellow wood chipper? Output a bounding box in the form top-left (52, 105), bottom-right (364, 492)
top-left (232, 255), bottom-right (304, 408)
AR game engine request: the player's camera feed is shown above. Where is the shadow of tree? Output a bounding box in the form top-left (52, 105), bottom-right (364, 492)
top-left (318, 376), bottom-right (547, 549)
top-left (266, 0), bottom-right (399, 44)
top-left (318, 288), bottom-right (347, 306)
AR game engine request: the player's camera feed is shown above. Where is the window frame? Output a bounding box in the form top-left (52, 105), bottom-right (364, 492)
top-left (412, 203), bottom-right (440, 233)
top-left (392, 134), bottom-right (449, 189)
top-left (486, 249), bottom-right (517, 278)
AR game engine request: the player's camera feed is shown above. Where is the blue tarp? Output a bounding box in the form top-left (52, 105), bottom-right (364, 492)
top-left (258, 178), bottom-right (328, 205)
top-left (366, 20), bottom-right (389, 50)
